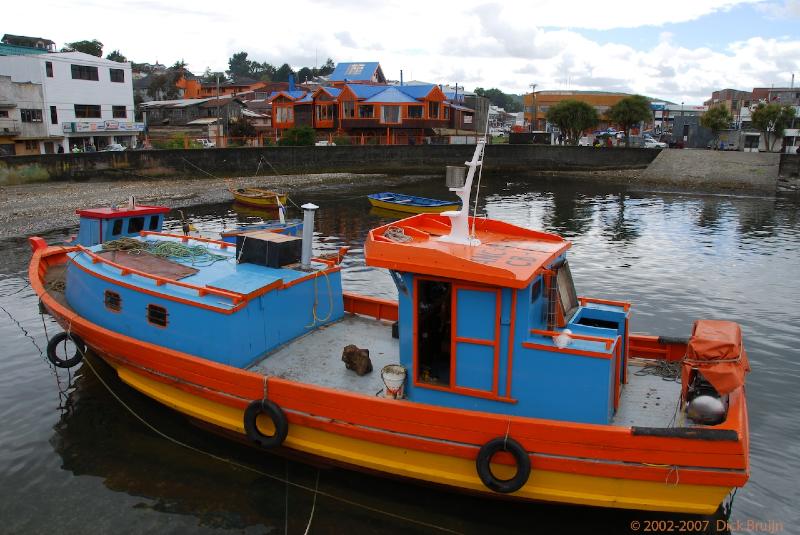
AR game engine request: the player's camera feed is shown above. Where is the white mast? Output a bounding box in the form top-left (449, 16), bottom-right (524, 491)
top-left (436, 140), bottom-right (485, 246)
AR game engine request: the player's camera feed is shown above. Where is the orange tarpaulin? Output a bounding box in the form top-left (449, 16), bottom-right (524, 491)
top-left (682, 320), bottom-right (750, 397)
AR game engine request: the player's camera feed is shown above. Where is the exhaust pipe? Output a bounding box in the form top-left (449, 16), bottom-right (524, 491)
top-left (301, 203), bottom-right (319, 269)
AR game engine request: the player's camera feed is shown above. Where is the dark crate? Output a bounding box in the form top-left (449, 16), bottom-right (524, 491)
top-left (236, 230), bottom-right (302, 268)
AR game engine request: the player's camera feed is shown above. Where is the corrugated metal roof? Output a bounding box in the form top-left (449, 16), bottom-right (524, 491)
top-left (347, 84), bottom-right (388, 99)
top-left (329, 62), bottom-right (381, 82)
top-left (296, 93), bottom-right (313, 103)
top-left (318, 86), bottom-right (341, 97)
top-left (363, 87), bottom-right (418, 103)
top-left (397, 84), bottom-right (437, 99)
top-left (268, 90), bottom-right (308, 101)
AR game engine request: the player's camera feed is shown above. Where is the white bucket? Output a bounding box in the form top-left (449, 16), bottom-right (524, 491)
top-left (381, 364), bottom-right (407, 399)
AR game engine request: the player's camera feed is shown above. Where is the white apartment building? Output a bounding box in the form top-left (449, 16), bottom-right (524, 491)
top-left (0, 51), bottom-right (142, 154)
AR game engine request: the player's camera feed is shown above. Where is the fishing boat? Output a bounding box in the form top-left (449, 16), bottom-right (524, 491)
top-left (367, 192), bottom-right (460, 214)
top-left (29, 141), bottom-right (749, 515)
top-left (229, 187), bottom-right (288, 208)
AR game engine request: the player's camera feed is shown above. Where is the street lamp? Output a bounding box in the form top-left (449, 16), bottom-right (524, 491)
top-left (529, 83), bottom-right (537, 131)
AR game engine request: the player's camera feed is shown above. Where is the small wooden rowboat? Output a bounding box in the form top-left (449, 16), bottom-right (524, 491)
top-left (367, 192), bottom-right (460, 214)
top-left (229, 187), bottom-right (288, 208)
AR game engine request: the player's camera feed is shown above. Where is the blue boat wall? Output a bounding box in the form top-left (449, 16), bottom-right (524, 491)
top-left (390, 257), bottom-right (630, 425)
top-left (76, 212), bottom-right (166, 247)
top-left (65, 239), bottom-right (344, 368)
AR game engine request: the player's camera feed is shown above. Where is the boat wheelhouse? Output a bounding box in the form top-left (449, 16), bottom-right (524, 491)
top-left (29, 141), bottom-right (749, 515)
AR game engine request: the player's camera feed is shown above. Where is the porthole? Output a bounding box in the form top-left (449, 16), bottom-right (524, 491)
top-left (104, 290), bottom-right (121, 311)
top-left (147, 304), bottom-right (168, 327)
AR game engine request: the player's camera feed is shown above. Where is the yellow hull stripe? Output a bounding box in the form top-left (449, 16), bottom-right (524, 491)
top-left (368, 198), bottom-right (460, 214)
top-left (117, 366), bottom-right (730, 514)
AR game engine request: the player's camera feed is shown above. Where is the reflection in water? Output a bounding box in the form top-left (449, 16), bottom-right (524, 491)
top-left (1, 175), bottom-right (798, 533)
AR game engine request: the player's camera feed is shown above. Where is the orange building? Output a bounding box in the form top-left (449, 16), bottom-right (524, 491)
top-left (523, 91), bottom-right (633, 131)
top-left (177, 77), bottom-right (270, 99)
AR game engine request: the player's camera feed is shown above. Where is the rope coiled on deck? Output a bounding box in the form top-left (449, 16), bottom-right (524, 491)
top-left (102, 238), bottom-right (228, 266)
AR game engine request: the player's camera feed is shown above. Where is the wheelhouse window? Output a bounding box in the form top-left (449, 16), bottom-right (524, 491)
top-left (406, 105), bottom-right (423, 118)
top-left (20, 109), bottom-right (43, 123)
top-left (428, 101), bottom-right (440, 119)
top-left (148, 216), bottom-right (160, 231)
top-left (109, 68), bottom-right (124, 83)
top-left (128, 216), bottom-right (145, 233)
top-left (381, 105), bottom-right (400, 124)
top-left (416, 279), bottom-right (452, 386)
top-left (112, 105), bottom-right (127, 119)
top-left (557, 261), bottom-right (578, 322)
top-left (71, 64), bottom-right (99, 81)
top-left (147, 304), bottom-right (168, 327)
top-left (45, 61), bottom-right (53, 77)
top-left (74, 104), bottom-right (101, 119)
top-left (104, 290), bottom-right (121, 311)
top-left (111, 219), bottom-right (123, 236)
top-left (358, 105), bottom-right (374, 118)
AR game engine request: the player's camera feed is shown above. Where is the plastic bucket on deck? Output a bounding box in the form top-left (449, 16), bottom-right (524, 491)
top-left (381, 364), bottom-right (407, 399)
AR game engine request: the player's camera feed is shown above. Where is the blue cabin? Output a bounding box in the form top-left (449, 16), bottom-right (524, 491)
top-left (74, 205), bottom-right (169, 247)
top-left (366, 214), bottom-right (631, 425)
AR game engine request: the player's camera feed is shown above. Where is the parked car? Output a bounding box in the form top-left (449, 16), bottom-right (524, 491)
top-left (195, 138), bottom-right (216, 148)
top-left (314, 140), bottom-right (336, 146)
top-left (578, 136), bottom-right (593, 146)
top-left (644, 138), bottom-right (667, 149)
top-left (101, 143), bottom-right (126, 152)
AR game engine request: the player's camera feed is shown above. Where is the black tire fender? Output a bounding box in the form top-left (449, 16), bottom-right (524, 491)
top-left (243, 399), bottom-right (288, 448)
top-left (46, 332), bottom-right (86, 369)
top-left (475, 436), bottom-right (531, 493)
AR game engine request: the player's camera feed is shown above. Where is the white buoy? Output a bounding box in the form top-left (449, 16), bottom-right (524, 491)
top-left (301, 203), bottom-right (318, 269)
top-left (553, 329), bottom-right (573, 348)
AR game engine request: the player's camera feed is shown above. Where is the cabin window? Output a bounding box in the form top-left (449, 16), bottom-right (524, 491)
top-left (111, 219), bottom-right (123, 236)
top-left (557, 262), bottom-right (578, 322)
top-left (148, 216), bottom-right (159, 230)
top-left (128, 217), bottom-right (145, 233)
top-left (530, 278), bottom-right (541, 303)
top-left (416, 279), bottom-right (452, 386)
top-left (407, 105), bottom-right (423, 119)
top-left (381, 105), bottom-right (400, 124)
top-left (428, 101), bottom-right (440, 119)
top-left (104, 290), bottom-right (121, 311)
top-left (358, 105), bottom-right (374, 119)
top-left (147, 304), bottom-right (168, 327)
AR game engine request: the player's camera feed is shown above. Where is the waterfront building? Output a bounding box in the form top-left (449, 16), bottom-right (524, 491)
top-left (139, 96), bottom-right (246, 142)
top-left (523, 90), bottom-right (637, 132)
top-left (0, 34), bottom-right (55, 56)
top-left (327, 62), bottom-right (386, 87)
top-left (0, 51), bottom-right (141, 154)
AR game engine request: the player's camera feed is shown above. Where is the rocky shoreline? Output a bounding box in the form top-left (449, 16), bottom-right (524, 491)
top-left (0, 173), bottom-right (404, 238)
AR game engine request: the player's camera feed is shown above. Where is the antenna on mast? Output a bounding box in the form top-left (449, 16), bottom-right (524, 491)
top-left (436, 140), bottom-right (486, 246)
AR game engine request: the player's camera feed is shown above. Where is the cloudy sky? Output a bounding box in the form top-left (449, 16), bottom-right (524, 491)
top-left (6, 0), bottom-right (799, 103)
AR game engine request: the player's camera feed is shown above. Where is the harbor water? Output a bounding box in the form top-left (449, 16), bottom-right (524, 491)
top-left (1, 176), bottom-right (798, 534)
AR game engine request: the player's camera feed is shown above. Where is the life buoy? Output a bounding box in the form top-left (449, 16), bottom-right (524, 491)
top-left (243, 399), bottom-right (288, 448)
top-left (46, 332), bottom-right (86, 368)
top-left (475, 436), bottom-right (531, 493)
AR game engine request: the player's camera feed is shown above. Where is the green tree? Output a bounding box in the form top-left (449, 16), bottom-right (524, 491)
top-left (318, 58), bottom-right (336, 76)
top-left (474, 87), bottom-right (522, 112)
top-left (227, 51), bottom-right (253, 79)
top-left (608, 95), bottom-right (652, 147)
top-left (751, 102), bottom-right (797, 152)
top-left (273, 63), bottom-right (296, 83)
top-left (228, 116), bottom-right (257, 145)
top-left (106, 50), bottom-right (127, 62)
top-left (202, 67), bottom-right (227, 83)
top-left (147, 60), bottom-right (188, 100)
top-left (62, 39), bottom-right (103, 57)
top-left (278, 126), bottom-right (315, 146)
top-left (545, 100), bottom-right (599, 145)
top-left (700, 105), bottom-right (733, 148)
top-left (297, 67), bottom-right (314, 83)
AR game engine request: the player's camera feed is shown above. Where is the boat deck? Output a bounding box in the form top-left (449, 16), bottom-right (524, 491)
top-left (612, 360), bottom-right (684, 428)
top-left (248, 315), bottom-right (399, 396)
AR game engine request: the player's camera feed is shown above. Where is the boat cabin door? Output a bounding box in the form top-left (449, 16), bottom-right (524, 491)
top-left (415, 279), bottom-right (501, 394)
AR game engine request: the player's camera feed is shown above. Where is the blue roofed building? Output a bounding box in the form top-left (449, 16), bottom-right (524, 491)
top-left (328, 62), bottom-right (386, 85)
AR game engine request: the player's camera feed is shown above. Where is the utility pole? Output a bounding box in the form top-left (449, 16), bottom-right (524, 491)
top-left (529, 83), bottom-right (537, 132)
top-left (216, 74), bottom-right (221, 147)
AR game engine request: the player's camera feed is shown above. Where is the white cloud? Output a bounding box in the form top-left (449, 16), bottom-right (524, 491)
top-left (2, 0), bottom-right (797, 104)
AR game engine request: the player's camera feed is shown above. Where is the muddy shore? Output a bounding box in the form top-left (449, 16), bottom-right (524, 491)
top-left (0, 173), bottom-right (415, 239)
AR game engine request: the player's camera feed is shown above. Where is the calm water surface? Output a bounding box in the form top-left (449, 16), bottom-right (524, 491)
top-left (1, 176), bottom-right (798, 534)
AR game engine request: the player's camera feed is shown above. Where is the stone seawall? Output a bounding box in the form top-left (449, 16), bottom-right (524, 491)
top-left (639, 150), bottom-right (781, 192)
top-left (0, 144), bottom-right (657, 185)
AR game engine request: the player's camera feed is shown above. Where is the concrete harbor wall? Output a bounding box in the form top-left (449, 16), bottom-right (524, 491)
top-left (0, 145), bottom-right (789, 192)
top-left (639, 150), bottom-right (781, 192)
top-left (0, 145), bottom-right (656, 185)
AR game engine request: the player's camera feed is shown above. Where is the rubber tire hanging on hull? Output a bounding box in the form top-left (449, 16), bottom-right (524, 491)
top-left (46, 332), bottom-right (86, 368)
top-left (243, 399), bottom-right (288, 448)
top-left (476, 436), bottom-right (531, 493)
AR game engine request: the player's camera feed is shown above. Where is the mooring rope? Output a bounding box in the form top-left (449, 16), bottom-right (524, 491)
top-left (101, 237), bottom-right (228, 266)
